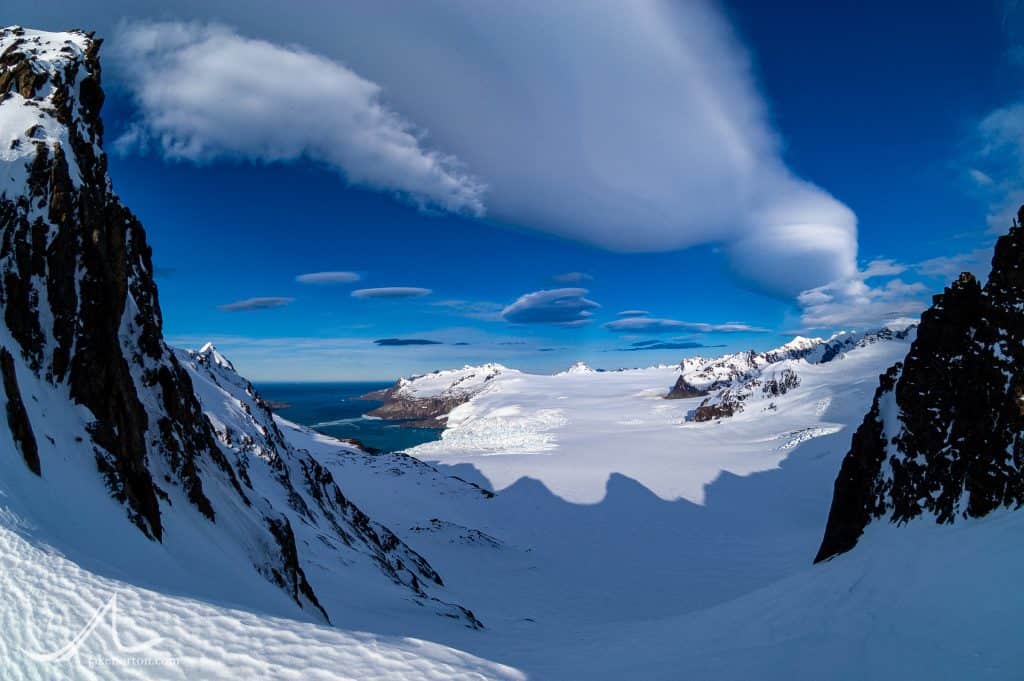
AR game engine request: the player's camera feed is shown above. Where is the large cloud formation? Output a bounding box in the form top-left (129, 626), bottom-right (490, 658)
top-left (113, 22), bottom-right (485, 215)
top-left (13, 0), bottom-right (859, 297)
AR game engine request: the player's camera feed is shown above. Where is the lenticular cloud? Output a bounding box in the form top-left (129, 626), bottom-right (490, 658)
top-left (103, 1), bottom-right (859, 296)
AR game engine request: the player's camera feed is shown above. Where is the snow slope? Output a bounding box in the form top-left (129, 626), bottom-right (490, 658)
top-left (0, 513), bottom-right (523, 681)
top-left (541, 509), bottom-right (1024, 680)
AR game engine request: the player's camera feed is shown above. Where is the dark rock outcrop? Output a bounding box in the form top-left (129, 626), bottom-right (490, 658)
top-left (815, 207), bottom-right (1024, 562)
top-left (0, 27), bottom-right (229, 543)
top-left (0, 347), bottom-right (39, 475)
top-left (365, 387), bottom-right (469, 427)
top-left (665, 376), bottom-right (709, 400)
top-left (689, 368), bottom-right (801, 422)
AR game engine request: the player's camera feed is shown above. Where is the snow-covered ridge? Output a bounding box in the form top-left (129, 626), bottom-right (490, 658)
top-left (667, 328), bottom-right (915, 421)
top-left (365, 363), bottom-right (517, 426)
top-left (0, 27), bottom-right (96, 199)
top-left (393, 363), bottom-right (514, 399)
top-left (178, 343), bottom-right (483, 626)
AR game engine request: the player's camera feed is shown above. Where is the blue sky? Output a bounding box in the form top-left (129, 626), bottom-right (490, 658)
top-left (10, 1), bottom-right (1022, 379)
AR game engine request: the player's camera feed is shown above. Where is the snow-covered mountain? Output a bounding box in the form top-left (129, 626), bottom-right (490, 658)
top-left (816, 208), bottom-right (1024, 562)
top-left (177, 343), bottom-right (482, 625)
top-left (0, 26), bottom-right (476, 629)
top-left (558, 361), bottom-right (595, 375)
top-left (364, 363), bottom-right (516, 426)
top-left (669, 329), bottom-right (914, 422)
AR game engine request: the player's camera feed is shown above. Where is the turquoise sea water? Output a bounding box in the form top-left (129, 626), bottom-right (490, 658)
top-left (255, 382), bottom-right (442, 453)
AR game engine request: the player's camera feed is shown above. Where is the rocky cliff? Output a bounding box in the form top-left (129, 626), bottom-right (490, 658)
top-left (0, 27), bottom-right (474, 626)
top-left (815, 208), bottom-right (1024, 562)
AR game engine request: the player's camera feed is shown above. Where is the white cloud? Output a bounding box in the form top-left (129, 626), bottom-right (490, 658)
top-left (970, 101), bottom-right (1024, 233)
top-left (431, 299), bottom-right (505, 321)
top-left (603, 317), bottom-right (768, 334)
top-left (218, 296), bottom-right (293, 311)
top-left (617, 310), bottom-right (650, 317)
top-left (351, 287), bottom-right (432, 299)
top-left (113, 21), bottom-right (485, 215)
top-left (861, 258), bottom-right (906, 279)
top-left (295, 271), bottom-right (361, 284)
top-left (501, 288), bottom-right (599, 326)
top-left (968, 168), bottom-right (994, 186)
top-left (915, 247), bottom-right (992, 280)
top-left (797, 276), bottom-right (927, 330)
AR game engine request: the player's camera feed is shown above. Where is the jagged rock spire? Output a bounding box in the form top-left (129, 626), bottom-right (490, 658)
top-left (815, 206), bottom-right (1024, 562)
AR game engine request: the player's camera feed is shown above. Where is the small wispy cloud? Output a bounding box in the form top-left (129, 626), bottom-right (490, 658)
top-left (373, 338), bottom-right (443, 346)
top-left (296, 271), bottom-right (361, 284)
top-left (553, 272), bottom-right (593, 283)
top-left (502, 288), bottom-right (600, 326)
top-left (614, 339), bottom-right (723, 351)
top-left (617, 310), bottom-right (649, 317)
top-left (352, 287), bottom-right (432, 299)
top-left (218, 296), bottom-right (294, 312)
top-left (860, 258), bottom-right (906, 279)
top-left (966, 99), bottom-right (1024, 233)
top-left (915, 247), bottom-right (992, 280)
top-left (603, 317), bottom-right (768, 334)
top-left (968, 168), bottom-right (994, 186)
top-left (432, 299), bottom-right (504, 321)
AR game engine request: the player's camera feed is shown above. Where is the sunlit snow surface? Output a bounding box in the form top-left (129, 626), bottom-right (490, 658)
top-left (408, 340), bottom-right (908, 504)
